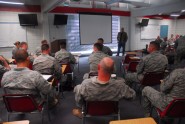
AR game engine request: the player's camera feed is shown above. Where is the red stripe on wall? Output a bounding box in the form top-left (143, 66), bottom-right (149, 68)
top-left (0, 4), bottom-right (41, 12)
top-left (50, 7), bottom-right (130, 16)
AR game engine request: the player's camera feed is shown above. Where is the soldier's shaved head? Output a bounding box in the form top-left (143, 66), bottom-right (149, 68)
top-left (15, 49), bottom-right (29, 63)
top-left (100, 57), bottom-right (114, 74)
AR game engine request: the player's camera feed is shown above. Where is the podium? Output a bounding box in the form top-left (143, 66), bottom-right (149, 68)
top-left (50, 39), bottom-right (66, 53)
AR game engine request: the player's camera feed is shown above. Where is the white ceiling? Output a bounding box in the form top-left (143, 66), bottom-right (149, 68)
top-left (60, 0), bottom-right (183, 11)
top-left (1, 0), bottom-right (185, 17)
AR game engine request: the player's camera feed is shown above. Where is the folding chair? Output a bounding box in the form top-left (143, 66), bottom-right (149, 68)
top-left (82, 101), bottom-right (120, 124)
top-left (60, 63), bottom-right (75, 90)
top-left (123, 54), bottom-right (136, 64)
top-left (124, 61), bottom-right (139, 73)
top-left (152, 98), bottom-right (185, 124)
top-left (121, 54), bottom-right (136, 72)
top-left (139, 72), bottom-right (165, 103)
top-left (3, 94), bottom-right (44, 123)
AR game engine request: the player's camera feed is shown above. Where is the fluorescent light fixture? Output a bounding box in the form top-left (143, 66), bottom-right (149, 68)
top-left (0, 1), bottom-right (24, 5)
top-left (170, 14), bottom-right (180, 17)
top-left (181, 10), bottom-right (185, 12)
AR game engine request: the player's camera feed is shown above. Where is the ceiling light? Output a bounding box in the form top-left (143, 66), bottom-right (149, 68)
top-left (181, 10), bottom-right (185, 12)
top-left (0, 1), bottom-right (24, 5)
top-left (170, 14), bottom-right (180, 17)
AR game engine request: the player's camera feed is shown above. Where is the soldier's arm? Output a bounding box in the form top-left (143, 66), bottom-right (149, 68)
top-left (88, 54), bottom-right (93, 64)
top-left (0, 56), bottom-right (10, 70)
top-left (54, 60), bottom-right (62, 79)
top-left (136, 59), bottom-right (144, 74)
top-left (117, 32), bottom-right (120, 41)
top-left (160, 70), bottom-right (176, 93)
top-left (70, 54), bottom-right (76, 64)
top-left (120, 80), bottom-right (136, 99)
top-left (108, 48), bottom-right (113, 56)
top-left (35, 73), bottom-right (52, 95)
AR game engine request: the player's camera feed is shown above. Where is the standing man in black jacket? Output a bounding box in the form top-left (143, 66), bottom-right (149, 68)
top-left (117, 27), bottom-right (128, 56)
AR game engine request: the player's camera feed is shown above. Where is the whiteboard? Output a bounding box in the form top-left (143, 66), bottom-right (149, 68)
top-left (141, 25), bottom-right (160, 40)
top-left (0, 23), bottom-right (26, 47)
top-left (80, 13), bottom-right (112, 44)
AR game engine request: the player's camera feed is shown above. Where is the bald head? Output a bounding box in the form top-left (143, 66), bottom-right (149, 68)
top-left (100, 57), bottom-right (114, 74)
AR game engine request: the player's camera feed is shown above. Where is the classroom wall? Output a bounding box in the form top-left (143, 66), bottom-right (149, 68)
top-left (0, 11), bottom-right (43, 58)
top-left (48, 13), bottom-right (130, 53)
top-left (129, 17), bottom-right (185, 50)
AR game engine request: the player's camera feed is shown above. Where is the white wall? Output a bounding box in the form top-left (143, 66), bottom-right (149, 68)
top-left (129, 17), bottom-right (179, 50)
top-left (175, 19), bottom-right (185, 36)
top-left (48, 13), bottom-right (67, 42)
top-left (0, 11), bottom-right (43, 58)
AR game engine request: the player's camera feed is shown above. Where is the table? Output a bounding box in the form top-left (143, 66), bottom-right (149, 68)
top-left (129, 56), bottom-right (141, 61)
top-left (3, 120), bottom-right (29, 124)
top-left (126, 52), bottom-right (137, 55)
top-left (42, 74), bottom-right (52, 80)
top-left (110, 117), bottom-right (157, 124)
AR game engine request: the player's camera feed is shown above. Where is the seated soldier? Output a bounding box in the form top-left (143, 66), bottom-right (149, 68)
top-left (1, 49), bottom-right (57, 106)
top-left (55, 40), bottom-right (76, 64)
top-left (73, 57), bottom-right (136, 118)
top-left (97, 38), bottom-right (113, 56)
top-left (83, 43), bottom-right (109, 79)
top-left (34, 40), bottom-right (48, 56)
top-left (125, 41), bottom-right (168, 86)
top-left (33, 44), bottom-right (61, 80)
top-left (0, 56), bottom-right (10, 80)
top-left (142, 68), bottom-right (185, 117)
top-left (89, 42), bottom-right (109, 72)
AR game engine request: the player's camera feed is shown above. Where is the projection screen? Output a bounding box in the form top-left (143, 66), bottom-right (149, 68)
top-left (79, 13), bottom-right (112, 45)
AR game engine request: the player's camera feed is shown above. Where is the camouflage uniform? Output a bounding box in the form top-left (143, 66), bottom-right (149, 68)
top-left (102, 45), bottom-right (113, 56)
top-left (174, 36), bottom-right (185, 64)
top-left (34, 46), bottom-right (42, 56)
top-left (160, 41), bottom-right (167, 54)
top-left (74, 76), bottom-right (136, 107)
top-left (142, 68), bottom-right (185, 114)
top-left (33, 54), bottom-right (61, 79)
top-left (0, 64), bottom-right (9, 79)
top-left (88, 51), bottom-right (109, 72)
top-left (55, 49), bottom-right (76, 64)
top-left (125, 51), bottom-right (168, 85)
top-left (1, 67), bottom-right (52, 104)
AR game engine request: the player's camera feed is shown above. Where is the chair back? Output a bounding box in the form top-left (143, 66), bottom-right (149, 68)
top-left (59, 57), bottom-right (70, 64)
top-left (160, 98), bottom-right (185, 118)
top-left (84, 101), bottom-right (119, 116)
top-left (123, 54), bottom-right (136, 64)
top-left (127, 61), bottom-right (139, 73)
top-left (141, 72), bottom-right (164, 86)
top-left (3, 94), bottom-right (42, 112)
top-left (61, 63), bottom-right (73, 74)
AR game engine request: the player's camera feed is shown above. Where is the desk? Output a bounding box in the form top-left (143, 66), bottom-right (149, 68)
top-left (42, 74), bottom-right (52, 80)
top-left (110, 117), bottom-right (156, 124)
top-left (3, 120), bottom-right (29, 124)
top-left (126, 52), bottom-right (137, 55)
top-left (129, 56), bottom-right (141, 61)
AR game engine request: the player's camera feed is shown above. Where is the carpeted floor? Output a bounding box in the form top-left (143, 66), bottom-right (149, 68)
top-left (0, 56), bottom-right (184, 124)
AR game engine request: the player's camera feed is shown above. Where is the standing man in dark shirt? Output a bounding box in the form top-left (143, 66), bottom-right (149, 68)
top-left (117, 27), bottom-right (128, 56)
